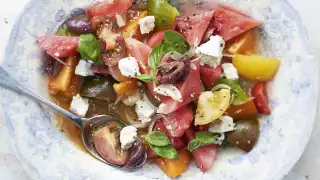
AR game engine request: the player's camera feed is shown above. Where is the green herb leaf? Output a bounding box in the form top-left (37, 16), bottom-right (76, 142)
top-left (56, 24), bottom-right (77, 36)
top-left (144, 131), bottom-right (171, 146)
top-left (163, 30), bottom-right (189, 54)
top-left (196, 132), bottom-right (217, 144)
top-left (147, 30), bottom-right (189, 80)
top-left (187, 132), bottom-right (218, 152)
top-left (136, 74), bottom-right (154, 82)
top-left (77, 34), bottom-right (102, 65)
top-left (149, 144), bottom-right (178, 159)
top-left (187, 139), bottom-right (210, 152)
top-left (148, 0), bottom-right (179, 29)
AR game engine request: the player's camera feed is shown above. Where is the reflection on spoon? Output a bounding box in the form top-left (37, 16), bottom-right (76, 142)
top-left (0, 66), bottom-right (147, 170)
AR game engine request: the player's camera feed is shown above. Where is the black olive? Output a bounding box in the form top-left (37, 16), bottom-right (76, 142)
top-left (156, 59), bottom-right (190, 84)
top-left (66, 19), bottom-right (93, 34)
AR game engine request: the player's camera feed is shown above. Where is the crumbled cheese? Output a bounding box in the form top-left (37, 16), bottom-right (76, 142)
top-left (120, 126), bottom-right (138, 150)
top-left (209, 116), bottom-right (235, 133)
top-left (222, 63), bottom-right (239, 80)
top-left (139, 16), bottom-right (155, 34)
top-left (154, 84), bottom-right (183, 102)
top-left (75, 60), bottom-right (94, 77)
top-left (116, 13), bottom-right (127, 27)
top-left (122, 90), bottom-right (142, 106)
top-left (215, 133), bottom-right (225, 145)
top-left (118, 57), bottom-right (141, 77)
top-left (135, 100), bottom-right (157, 123)
top-left (196, 35), bottom-right (225, 67)
top-left (70, 94), bottom-right (89, 117)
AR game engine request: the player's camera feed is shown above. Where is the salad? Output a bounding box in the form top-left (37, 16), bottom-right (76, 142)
top-left (38, 0), bottom-right (280, 177)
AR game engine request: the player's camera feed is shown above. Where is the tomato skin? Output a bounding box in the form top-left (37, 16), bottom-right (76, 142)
top-left (225, 99), bottom-right (258, 120)
top-left (88, 0), bottom-right (132, 18)
top-left (251, 82), bottom-right (271, 114)
top-left (200, 65), bottom-right (222, 90)
top-left (163, 106), bottom-right (193, 137)
top-left (147, 31), bottom-right (165, 48)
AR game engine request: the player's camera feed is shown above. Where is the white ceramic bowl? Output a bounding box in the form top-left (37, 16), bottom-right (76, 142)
top-left (1, 0), bottom-right (319, 179)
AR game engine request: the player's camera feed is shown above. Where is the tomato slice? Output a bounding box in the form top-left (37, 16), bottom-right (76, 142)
top-left (183, 128), bottom-right (217, 172)
top-left (162, 106), bottom-right (193, 137)
top-left (88, 0), bottom-right (132, 18)
top-left (157, 61), bottom-right (202, 114)
top-left (225, 99), bottom-right (258, 120)
top-left (147, 31), bottom-right (165, 48)
top-left (211, 5), bottom-right (261, 41)
top-left (176, 11), bottom-right (215, 47)
top-left (251, 82), bottom-right (271, 114)
top-left (37, 36), bottom-right (79, 59)
top-left (200, 65), bottom-right (222, 90)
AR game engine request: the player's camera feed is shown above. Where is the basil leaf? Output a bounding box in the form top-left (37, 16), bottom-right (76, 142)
top-left (136, 74), bottom-right (154, 82)
top-left (144, 131), bottom-right (171, 146)
top-left (163, 30), bottom-right (189, 54)
top-left (77, 34), bottom-right (102, 65)
top-left (148, 44), bottom-right (164, 77)
top-left (188, 132), bottom-right (219, 152)
top-left (147, 30), bottom-right (189, 80)
top-left (196, 132), bottom-right (217, 144)
top-left (56, 24), bottom-right (77, 36)
top-left (187, 139), bottom-right (210, 152)
top-left (149, 144), bottom-right (178, 159)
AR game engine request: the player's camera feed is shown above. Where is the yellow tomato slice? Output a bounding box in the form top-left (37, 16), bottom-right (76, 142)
top-left (155, 150), bottom-right (191, 178)
top-left (195, 89), bottom-right (231, 125)
top-left (232, 54), bottom-right (280, 81)
top-left (121, 11), bottom-right (148, 40)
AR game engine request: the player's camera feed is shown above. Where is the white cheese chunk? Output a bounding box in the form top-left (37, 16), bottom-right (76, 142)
top-left (222, 63), bottom-right (239, 80)
top-left (139, 16), bottom-right (155, 34)
top-left (116, 13), bottom-right (127, 27)
top-left (122, 90), bottom-right (142, 106)
top-left (75, 60), bottom-right (94, 77)
top-left (135, 100), bottom-right (157, 124)
top-left (209, 116), bottom-right (235, 133)
top-left (154, 84), bottom-right (183, 102)
top-left (120, 126), bottom-right (138, 150)
top-left (196, 35), bottom-right (225, 67)
top-left (118, 57), bottom-right (141, 77)
top-left (70, 94), bottom-right (89, 117)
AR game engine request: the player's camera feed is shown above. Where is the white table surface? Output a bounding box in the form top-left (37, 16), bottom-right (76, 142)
top-left (0, 0), bottom-right (320, 179)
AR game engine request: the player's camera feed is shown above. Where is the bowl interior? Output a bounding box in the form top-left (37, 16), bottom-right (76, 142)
top-left (1, 0), bottom-right (319, 179)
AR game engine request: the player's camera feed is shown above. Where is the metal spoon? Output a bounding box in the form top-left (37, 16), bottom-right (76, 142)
top-left (0, 66), bottom-right (147, 170)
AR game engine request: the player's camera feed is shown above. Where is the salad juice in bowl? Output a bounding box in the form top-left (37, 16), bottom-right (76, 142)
top-left (1, 0), bottom-right (319, 179)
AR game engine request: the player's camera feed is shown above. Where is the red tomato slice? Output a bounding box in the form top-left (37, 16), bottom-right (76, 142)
top-left (251, 82), bottom-right (271, 114)
top-left (147, 31), bottom-right (165, 48)
top-left (87, 0), bottom-right (132, 18)
top-left (37, 36), bottom-right (79, 59)
top-left (162, 106), bottom-right (193, 138)
top-left (183, 128), bottom-right (217, 172)
top-left (154, 120), bottom-right (186, 150)
top-left (211, 6), bottom-right (261, 41)
top-left (200, 65), bottom-right (222, 90)
top-left (157, 61), bottom-right (202, 114)
top-left (176, 11), bottom-right (215, 47)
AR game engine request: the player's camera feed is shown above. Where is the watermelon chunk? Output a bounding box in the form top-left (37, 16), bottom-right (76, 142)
top-left (37, 36), bottom-right (79, 59)
top-left (163, 106), bottom-right (193, 137)
top-left (208, 6), bottom-right (261, 41)
top-left (200, 65), bottom-right (223, 90)
top-left (157, 61), bottom-right (201, 114)
top-left (176, 11), bottom-right (215, 47)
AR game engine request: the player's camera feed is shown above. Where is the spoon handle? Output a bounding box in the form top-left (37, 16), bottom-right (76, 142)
top-left (0, 66), bottom-right (83, 127)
